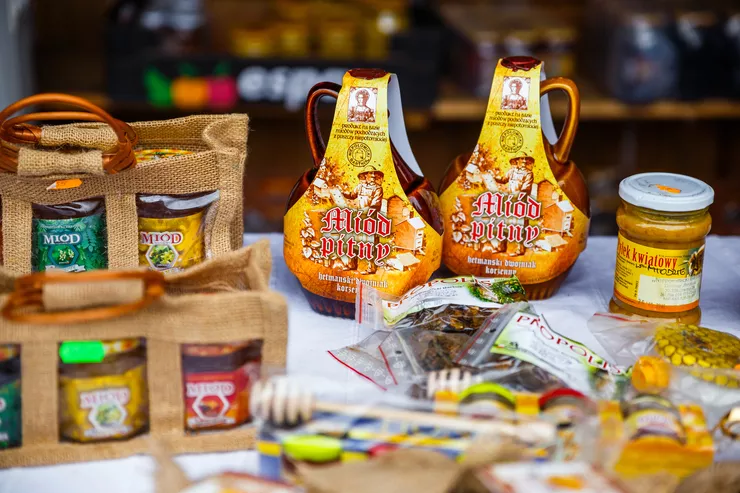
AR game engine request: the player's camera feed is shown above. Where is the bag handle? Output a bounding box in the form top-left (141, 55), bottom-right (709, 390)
top-left (305, 82), bottom-right (341, 168)
top-left (0, 93), bottom-right (138, 174)
top-left (540, 77), bottom-right (580, 165)
top-left (2, 270), bottom-right (165, 324)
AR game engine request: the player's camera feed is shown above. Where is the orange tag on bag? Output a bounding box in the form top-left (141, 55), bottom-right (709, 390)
top-left (47, 179), bottom-right (83, 190)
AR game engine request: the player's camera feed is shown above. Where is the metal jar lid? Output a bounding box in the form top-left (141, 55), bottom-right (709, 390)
top-left (619, 172), bottom-right (714, 212)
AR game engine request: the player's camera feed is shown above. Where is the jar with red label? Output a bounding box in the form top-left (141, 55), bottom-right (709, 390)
top-left (182, 341), bottom-right (262, 431)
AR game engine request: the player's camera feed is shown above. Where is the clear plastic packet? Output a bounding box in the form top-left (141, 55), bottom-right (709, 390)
top-left (627, 355), bottom-right (740, 460)
top-left (379, 328), bottom-right (469, 384)
top-left (336, 276), bottom-right (526, 388)
top-left (328, 332), bottom-right (396, 390)
top-left (455, 303), bottom-right (631, 399)
top-left (356, 276), bottom-right (527, 333)
top-left (251, 374), bottom-right (560, 484)
top-left (588, 313), bottom-right (740, 427)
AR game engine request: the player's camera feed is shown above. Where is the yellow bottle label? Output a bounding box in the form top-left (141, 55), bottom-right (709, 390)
top-left (614, 234), bottom-right (705, 313)
top-left (138, 211), bottom-right (205, 272)
top-left (284, 71), bottom-right (442, 303)
top-left (439, 60), bottom-right (589, 283)
top-left (59, 364), bottom-right (148, 442)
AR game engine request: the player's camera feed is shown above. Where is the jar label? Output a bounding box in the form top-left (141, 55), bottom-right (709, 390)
top-left (0, 380), bottom-right (21, 449)
top-left (625, 409), bottom-right (685, 442)
top-left (439, 60), bottom-right (589, 283)
top-left (183, 361), bottom-right (259, 430)
top-left (284, 71), bottom-right (442, 302)
top-left (32, 213), bottom-right (107, 272)
top-left (613, 234), bottom-right (704, 313)
top-left (139, 211), bottom-right (205, 272)
top-left (59, 364), bottom-right (148, 442)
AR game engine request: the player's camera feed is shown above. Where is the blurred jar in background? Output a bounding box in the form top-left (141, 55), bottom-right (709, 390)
top-left (538, 27), bottom-right (577, 78)
top-left (724, 10), bottom-right (740, 98)
top-left (673, 9), bottom-right (726, 100)
top-left (605, 8), bottom-right (678, 104)
top-left (141, 0), bottom-right (206, 54)
top-left (276, 0), bottom-right (311, 57)
top-left (318, 3), bottom-right (359, 60)
top-left (503, 28), bottom-right (537, 57)
top-left (232, 26), bottom-right (276, 58)
top-left (363, 0), bottom-right (408, 60)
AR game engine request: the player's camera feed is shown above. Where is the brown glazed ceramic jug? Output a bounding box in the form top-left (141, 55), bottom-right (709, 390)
top-left (285, 69), bottom-right (443, 318)
top-left (438, 56), bottom-right (590, 300)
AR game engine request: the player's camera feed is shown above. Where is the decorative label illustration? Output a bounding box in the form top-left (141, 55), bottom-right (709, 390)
top-left (613, 234), bottom-right (704, 313)
top-left (184, 361), bottom-right (258, 430)
top-left (138, 211), bottom-right (205, 272)
top-left (284, 72), bottom-right (442, 302)
top-left (440, 61), bottom-right (588, 284)
top-left (59, 364), bottom-right (148, 442)
top-left (32, 214), bottom-right (108, 272)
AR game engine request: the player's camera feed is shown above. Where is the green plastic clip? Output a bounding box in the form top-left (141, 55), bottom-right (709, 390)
top-left (59, 341), bottom-right (105, 364)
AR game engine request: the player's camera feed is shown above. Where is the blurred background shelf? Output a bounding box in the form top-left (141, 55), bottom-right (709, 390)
top-left (434, 86), bottom-right (740, 122)
top-left (75, 89), bottom-right (740, 123)
top-left (8, 0), bottom-right (740, 236)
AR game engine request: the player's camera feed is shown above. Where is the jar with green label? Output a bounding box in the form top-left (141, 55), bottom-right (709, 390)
top-left (0, 345), bottom-right (21, 449)
top-left (31, 198), bottom-right (108, 272)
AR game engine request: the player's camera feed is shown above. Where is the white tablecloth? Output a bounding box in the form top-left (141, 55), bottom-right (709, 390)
top-left (2, 234), bottom-right (739, 492)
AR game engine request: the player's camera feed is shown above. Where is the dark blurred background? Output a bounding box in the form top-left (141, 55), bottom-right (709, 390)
top-left (4, 0), bottom-right (740, 235)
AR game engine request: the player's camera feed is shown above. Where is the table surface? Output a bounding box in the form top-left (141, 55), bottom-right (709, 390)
top-left (2, 234), bottom-right (739, 493)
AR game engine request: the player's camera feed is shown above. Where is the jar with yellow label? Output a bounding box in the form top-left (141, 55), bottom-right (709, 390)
top-left (610, 173), bottom-right (714, 325)
top-left (134, 148), bottom-right (219, 273)
top-left (59, 339), bottom-right (148, 443)
top-left (622, 394), bottom-right (686, 445)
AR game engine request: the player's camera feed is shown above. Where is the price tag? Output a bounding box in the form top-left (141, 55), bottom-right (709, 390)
top-left (47, 179), bottom-right (83, 190)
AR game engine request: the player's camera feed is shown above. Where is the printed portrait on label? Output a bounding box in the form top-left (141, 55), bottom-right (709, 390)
top-left (347, 86), bottom-right (378, 123)
top-left (501, 76), bottom-right (530, 111)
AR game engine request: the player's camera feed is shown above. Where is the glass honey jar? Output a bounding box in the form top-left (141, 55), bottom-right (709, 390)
top-left (611, 173), bottom-right (714, 325)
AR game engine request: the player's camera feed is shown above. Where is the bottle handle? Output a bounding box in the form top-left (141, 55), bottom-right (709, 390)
top-left (305, 82), bottom-right (341, 168)
top-left (540, 77), bottom-right (580, 164)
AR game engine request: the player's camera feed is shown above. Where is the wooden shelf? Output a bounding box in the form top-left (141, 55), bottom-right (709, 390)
top-left (433, 90), bottom-right (740, 122)
top-left (69, 91), bottom-right (740, 124)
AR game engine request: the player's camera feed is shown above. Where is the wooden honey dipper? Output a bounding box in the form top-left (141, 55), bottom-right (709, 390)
top-left (250, 377), bottom-right (556, 444)
top-left (426, 368), bottom-right (482, 399)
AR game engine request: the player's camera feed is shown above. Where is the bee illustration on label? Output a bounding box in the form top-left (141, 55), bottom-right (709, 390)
top-left (688, 245), bottom-right (705, 277)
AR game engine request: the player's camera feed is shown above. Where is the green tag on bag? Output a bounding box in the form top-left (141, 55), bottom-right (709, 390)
top-left (59, 341), bottom-right (105, 364)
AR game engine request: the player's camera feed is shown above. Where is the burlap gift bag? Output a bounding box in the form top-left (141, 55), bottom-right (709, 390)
top-left (0, 239), bottom-right (287, 468)
top-left (0, 93), bottom-right (247, 273)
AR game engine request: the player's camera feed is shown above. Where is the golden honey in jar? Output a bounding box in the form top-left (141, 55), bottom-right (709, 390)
top-left (59, 339), bottom-right (148, 443)
top-left (611, 173), bottom-right (714, 324)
